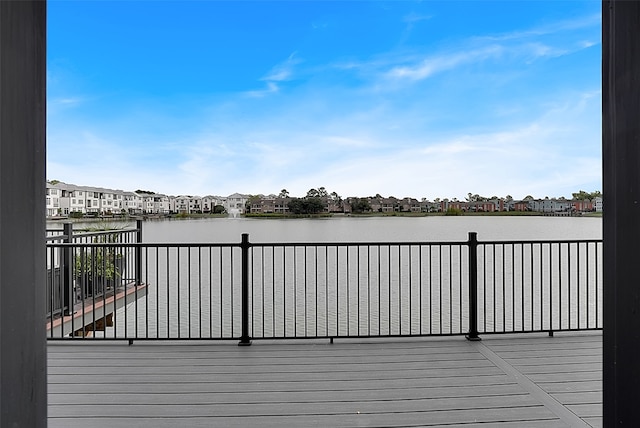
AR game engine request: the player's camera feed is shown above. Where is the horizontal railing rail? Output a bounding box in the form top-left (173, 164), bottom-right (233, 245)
top-left (45, 230), bottom-right (603, 342)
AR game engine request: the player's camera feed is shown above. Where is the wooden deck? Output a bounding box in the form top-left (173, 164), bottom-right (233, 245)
top-left (48, 332), bottom-right (602, 427)
top-left (46, 283), bottom-right (147, 337)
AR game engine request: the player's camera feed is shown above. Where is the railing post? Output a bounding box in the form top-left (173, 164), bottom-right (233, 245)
top-left (238, 233), bottom-right (252, 346)
top-left (62, 222), bottom-right (73, 315)
top-left (135, 219), bottom-right (143, 286)
top-left (466, 232), bottom-right (481, 341)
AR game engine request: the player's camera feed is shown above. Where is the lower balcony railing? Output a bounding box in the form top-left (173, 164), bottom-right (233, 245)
top-left (45, 231), bottom-right (603, 342)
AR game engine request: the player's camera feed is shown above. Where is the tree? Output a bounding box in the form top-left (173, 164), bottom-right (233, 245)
top-left (278, 189), bottom-right (289, 198)
top-left (318, 187), bottom-right (328, 198)
top-left (350, 198), bottom-right (372, 213)
top-left (306, 188), bottom-right (320, 198)
top-left (466, 193), bottom-right (486, 202)
top-left (288, 197), bottom-right (324, 214)
top-left (572, 190), bottom-right (592, 201)
top-left (245, 195), bottom-right (261, 213)
top-left (571, 190), bottom-right (602, 201)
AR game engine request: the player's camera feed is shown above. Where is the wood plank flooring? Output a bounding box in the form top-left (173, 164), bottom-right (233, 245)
top-left (48, 332), bottom-right (602, 427)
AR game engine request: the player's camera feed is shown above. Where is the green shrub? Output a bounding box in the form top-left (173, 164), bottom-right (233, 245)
top-left (445, 207), bottom-right (464, 216)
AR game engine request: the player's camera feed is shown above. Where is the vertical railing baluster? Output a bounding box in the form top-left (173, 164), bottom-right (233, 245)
top-left (239, 233), bottom-right (252, 346)
top-left (62, 223), bottom-right (73, 317)
top-left (135, 219), bottom-right (142, 286)
top-left (466, 232), bottom-right (480, 341)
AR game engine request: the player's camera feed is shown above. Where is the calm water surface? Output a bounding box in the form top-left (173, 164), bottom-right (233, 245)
top-left (140, 215), bottom-right (602, 243)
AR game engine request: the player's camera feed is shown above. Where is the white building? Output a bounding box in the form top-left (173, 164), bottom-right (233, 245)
top-left (189, 196), bottom-right (203, 213)
top-left (45, 184), bottom-right (62, 217)
top-left (226, 193), bottom-right (249, 214)
top-left (202, 195), bottom-right (225, 213)
top-left (530, 198), bottom-right (571, 213)
top-left (174, 196), bottom-right (190, 214)
top-left (594, 196), bottom-right (603, 213)
top-left (123, 192), bottom-right (142, 215)
top-left (46, 182), bottom-right (249, 218)
top-left (152, 194), bottom-right (171, 214)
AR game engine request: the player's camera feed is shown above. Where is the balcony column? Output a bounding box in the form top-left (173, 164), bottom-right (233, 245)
top-left (0, 2), bottom-right (47, 427)
top-left (0, 1), bottom-right (47, 427)
top-left (603, 1), bottom-right (640, 425)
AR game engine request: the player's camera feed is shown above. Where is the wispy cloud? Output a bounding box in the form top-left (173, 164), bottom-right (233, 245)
top-left (404, 12), bottom-right (432, 25)
top-left (55, 97), bottom-right (82, 105)
top-left (478, 13), bottom-right (600, 42)
top-left (344, 10), bottom-right (600, 86)
top-left (244, 53), bottom-right (301, 97)
top-left (244, 81), bottom-right (280, 98)
top-left (385, 45), bottom-right (504, 81)
top-left (48, 96), bottom-right (84, 115)
top-left (262, 52), bottom-right (300, 82)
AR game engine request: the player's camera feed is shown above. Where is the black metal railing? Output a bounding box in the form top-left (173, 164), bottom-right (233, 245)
top-left (45, 221), bottom-right (141, 323)
top-left (475, 239), bottom-right (602, 335)
top-left (45, 231), bottom-right (603, 342)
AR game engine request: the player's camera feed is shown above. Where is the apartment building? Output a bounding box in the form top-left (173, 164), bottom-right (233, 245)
top-left (226, 193), bottom-right (249, 214)
top-left (46, 182), bottom-right (601, 218)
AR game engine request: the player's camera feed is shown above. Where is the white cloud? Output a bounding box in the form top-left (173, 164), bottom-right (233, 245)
top-left (244, 81), bottom-right (279, 98)
top-left (404, 12), bottom-right (432, 24)
top-left (243, 53), bottom-right (301, 98)
top-left (385, 44), bottom-right (510, 81)
top-left (479, 13), bottom-right (600, 42)
top-left (262, 52), bottom-right (301, 82)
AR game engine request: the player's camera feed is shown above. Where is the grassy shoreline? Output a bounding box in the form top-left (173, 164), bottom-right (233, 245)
top-left (245, 211), bottom-right (599, 218)
top-left (49, 211), bottom-right (601, 222)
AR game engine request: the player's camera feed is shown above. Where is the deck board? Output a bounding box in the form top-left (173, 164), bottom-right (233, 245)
top-left (47, 332), bottom-right (602, 427)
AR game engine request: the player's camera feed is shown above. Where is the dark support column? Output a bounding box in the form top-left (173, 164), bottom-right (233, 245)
top-left (603, 1), bottom-right (640, 425)
top-left (465, 232), bottom-right (481, 341)
top-left (238, 233), bottom-right (252, 346)
top-left (0, 2), bottom-right (47, 427)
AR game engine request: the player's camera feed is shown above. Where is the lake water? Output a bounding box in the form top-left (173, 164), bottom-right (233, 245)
top-left (139, 215), bottom-right (602, 243)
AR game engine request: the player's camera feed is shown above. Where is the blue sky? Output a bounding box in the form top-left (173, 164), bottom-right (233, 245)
top-left (47, 0), bottom-right (601, 200)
